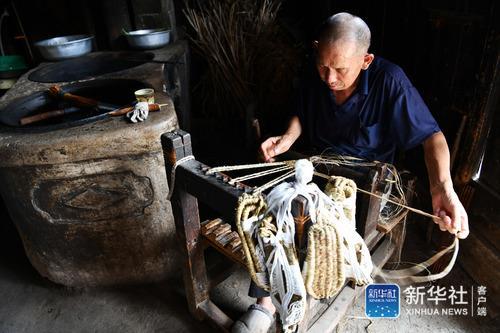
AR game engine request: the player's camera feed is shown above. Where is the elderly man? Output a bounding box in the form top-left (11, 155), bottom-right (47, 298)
top-left (233, 12), bottom-right (469, 333)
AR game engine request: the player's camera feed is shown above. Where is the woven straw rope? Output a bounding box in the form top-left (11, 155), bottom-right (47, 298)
top-left (235, 193), bottom-right (271, 291)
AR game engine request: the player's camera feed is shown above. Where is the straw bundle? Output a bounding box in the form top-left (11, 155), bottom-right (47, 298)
top-left (184, 0), bottom-right (282, 116)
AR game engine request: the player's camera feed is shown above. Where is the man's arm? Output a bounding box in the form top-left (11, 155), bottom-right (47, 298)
top-left (423, 131), bottom-right (469, 239)
top-left (260, 116), bottom-right (302, 161)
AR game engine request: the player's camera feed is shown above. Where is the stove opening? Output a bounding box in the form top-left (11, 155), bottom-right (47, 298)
top-left (28, 52), bottom-right (155, 83)
top-left (0, 79), bottom-right (152, 132)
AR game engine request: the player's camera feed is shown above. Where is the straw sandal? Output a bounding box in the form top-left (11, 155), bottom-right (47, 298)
top-left (302, 176), bottom-right (373, 299)
top-left (325, 175), bottom-right (357, 227)
top-left (302, 210), bottom-right (345, 299)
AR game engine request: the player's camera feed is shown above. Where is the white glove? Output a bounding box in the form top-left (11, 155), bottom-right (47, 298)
top-left (126, 102), bottom-right (149, 123)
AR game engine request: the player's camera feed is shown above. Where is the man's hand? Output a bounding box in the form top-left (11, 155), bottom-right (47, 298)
top-left (260, 116), bottom-right (302, 162)
top-left (431, 181), bottom-right (469, 239)
top-left (260, 135), bottom-right (293, 162)
top-left (423, 132), bottom-right (469, 239)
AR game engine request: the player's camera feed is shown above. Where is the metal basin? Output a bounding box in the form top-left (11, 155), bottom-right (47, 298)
top-left (35, 35), bottom-right (94, 61)
top-left (124, 29), bottom-right (170, 49)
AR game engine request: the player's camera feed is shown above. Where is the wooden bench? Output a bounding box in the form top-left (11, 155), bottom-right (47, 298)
top-left (161, 130), bottom-right (413, 332)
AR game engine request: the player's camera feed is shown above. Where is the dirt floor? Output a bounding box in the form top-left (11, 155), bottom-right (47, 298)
top-left (0, 216), bottom-right (497, 333)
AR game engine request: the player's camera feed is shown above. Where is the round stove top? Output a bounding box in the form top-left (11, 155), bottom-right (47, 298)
top-left (28, 52), bottom-right (155, 83)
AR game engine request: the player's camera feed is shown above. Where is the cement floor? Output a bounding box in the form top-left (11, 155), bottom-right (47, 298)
top-left (0, 219), bottom-right (496, 333)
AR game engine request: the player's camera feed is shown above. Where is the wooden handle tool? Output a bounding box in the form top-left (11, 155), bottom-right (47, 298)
top-left (20, 103), bottom-right (165, 126)
top-left (48, 85), bottom-right (101, 108)
top-left (19, 107), bottom-right (82, 126)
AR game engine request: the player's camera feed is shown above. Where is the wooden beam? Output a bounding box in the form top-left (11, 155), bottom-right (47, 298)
top-left (174, 160), bottom-right (250, 221)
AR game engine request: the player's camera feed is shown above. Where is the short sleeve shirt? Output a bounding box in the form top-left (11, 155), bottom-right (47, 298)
top-left (293, 56), bottom-right (440, 163)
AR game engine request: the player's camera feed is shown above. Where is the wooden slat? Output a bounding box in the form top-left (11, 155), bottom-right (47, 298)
top-left (364, 229), bottom-right (385, 250)
top-left (201, 218), bottom-right (223, 234)
top-left (298, 296), bottom-right (337, 333)
top-left (307, 285), bottom-right (360, 333)
top-left (229, 237), bottom-right (242, 250)
top-left (199, 300), bottom-right (233, 333)
top-left (216, 230), bottom-right (236, 246)
top-left (370, 238), bottom-right (395, 269)
top-left (377, 210), bottom-right (408, 233)
top-left (213, 224), bottom-right (231, 237)
top-left (201, 218), bottom-right (246, 267)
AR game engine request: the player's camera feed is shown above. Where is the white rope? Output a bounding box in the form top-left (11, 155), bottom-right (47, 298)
top-left (206, 160), bottom-right (294, 174)
top-left (167, 155), bottom-right (195, 200)
top-left (261, 160), bottom-right (317, 331)
top-left (229, 164), bottom-right (293, 185)
top-left (373, 237), bottom-right (459, 285)
top-left (253, 169), bottom-right (295, 194)
top-left (263, 230), bottom-right (303, 330)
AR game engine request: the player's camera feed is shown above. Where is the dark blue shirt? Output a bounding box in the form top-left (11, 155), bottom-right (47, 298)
top-left (294, 57), bottom-right (440, 163)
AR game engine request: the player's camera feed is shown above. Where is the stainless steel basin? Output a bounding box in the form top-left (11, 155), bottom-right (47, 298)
top-left (35, 35), bottom-right (94, 61)
top-left (124, 29), bottom-right (170, 49)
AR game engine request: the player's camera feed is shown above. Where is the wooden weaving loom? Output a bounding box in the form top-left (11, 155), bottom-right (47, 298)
top-left (162, 130), bottom-right (415, 332)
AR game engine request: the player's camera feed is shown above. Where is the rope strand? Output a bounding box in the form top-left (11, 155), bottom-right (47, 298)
top-left (205, 157), bottom-right (439, 222)
top-left (229, 164), bottom-right (293, 185)
top-left (313, 171), bottom-right (442, 221)
top-left (206, 160), bottom-right (294, 174)
top-left (254, 170), bottom-right (295, 194)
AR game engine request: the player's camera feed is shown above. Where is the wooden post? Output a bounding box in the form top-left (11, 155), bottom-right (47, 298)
top-left (388, 177), bottom-right (415, 264)
top-left (291, 196), bottom-right (313, 333)
top-left (161, 131), bottom-right (208, 320)
top-left (363, 164), bottom-right (392, 249)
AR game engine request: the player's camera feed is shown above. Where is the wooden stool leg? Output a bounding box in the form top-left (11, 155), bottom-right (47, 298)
top-left (174, 189), bottom-right (209, 319)
top-left (162, 131), bottom-right (209, 320)
top-left (291, 196), bottom-right (313, 333)
top-left (162, 131), bottom-right (233, 332)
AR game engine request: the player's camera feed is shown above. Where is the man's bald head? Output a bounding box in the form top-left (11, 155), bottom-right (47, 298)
top-left (317, 12), bottom-right (371, 54)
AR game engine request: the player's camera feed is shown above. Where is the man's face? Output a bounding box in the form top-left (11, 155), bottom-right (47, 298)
top-left (315, 40), bottom-right (373, 92)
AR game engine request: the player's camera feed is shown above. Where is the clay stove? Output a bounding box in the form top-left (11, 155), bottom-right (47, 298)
top-left (0, 47), bottom-right (183, 287)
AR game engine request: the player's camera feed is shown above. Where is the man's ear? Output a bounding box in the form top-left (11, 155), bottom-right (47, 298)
top-left (362, 53), bottom-right (375, 70)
